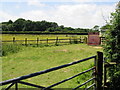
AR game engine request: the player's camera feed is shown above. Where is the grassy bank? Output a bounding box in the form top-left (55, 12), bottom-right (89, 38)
top-left (2, 44), bottom-right (102, 88)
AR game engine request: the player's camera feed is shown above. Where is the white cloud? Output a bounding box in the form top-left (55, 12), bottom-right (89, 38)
top-left (17, 3), bottom-right (115, 28)
top-left (27, 0), bottom-right (45, 7)
top-left (15, 5), bottom-right (20, 9)
top-left (0, 11), bottom-right (18, 22)
top-left (20, 10), bottom-right (47, 20)
top-left (53, 4), bottom-right (115, 28)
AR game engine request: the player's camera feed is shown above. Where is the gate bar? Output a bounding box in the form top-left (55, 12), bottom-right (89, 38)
top-left (44, 67), bottom-right (95, 89)
top-left (18, 81), bottom-right (45, 88)
top-left (73, 77), bottom-right (95, 90)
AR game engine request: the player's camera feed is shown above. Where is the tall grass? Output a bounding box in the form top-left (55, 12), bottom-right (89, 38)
top-left (2, 44), bottom-right (23, 56)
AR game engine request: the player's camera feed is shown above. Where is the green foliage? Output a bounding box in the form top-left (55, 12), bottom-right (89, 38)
top-left (92, 25), bottom-right (99, 32)
top-left (104, 2), bottom-right (120, 89)
top-left (1, 18), bottom-right (92, 33)
top-left (2, 44), bottom-right (22, 56)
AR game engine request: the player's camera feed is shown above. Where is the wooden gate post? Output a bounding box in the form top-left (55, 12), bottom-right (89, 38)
top-left (95, 51), bottom-right (103, 90)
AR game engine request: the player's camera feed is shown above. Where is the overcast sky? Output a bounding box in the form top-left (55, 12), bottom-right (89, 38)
top-left (0, 0), bottom-right (119, 28)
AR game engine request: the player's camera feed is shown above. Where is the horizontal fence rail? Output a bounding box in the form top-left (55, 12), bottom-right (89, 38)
top-left (1, 52), bottom-right (104, 90)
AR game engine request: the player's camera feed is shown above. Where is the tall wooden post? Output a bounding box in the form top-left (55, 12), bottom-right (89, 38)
top-left (25, 38), bottom-right (27, 46)
top-left (85, 37), bottom-right (87, 44)
top-left (69, 37), bottom-right (72, 44)
top-left (83, 37), bottom-right (87, 44)
top-left (13, 37), bottom-right (15, 44)
top-left (80, 37), bottom-right (81, 43)
top-left (37, 37), bottom-right (39, 47)
top-left (47, 38), bottom-right (48, 45)
top-left (95, 51), bottom-right (103, 90)
top-left (55, 37), bottom-right (58, 46)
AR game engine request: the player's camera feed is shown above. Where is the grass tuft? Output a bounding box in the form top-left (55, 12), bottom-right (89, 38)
top-left (2, 44), bottom-right (23, 56)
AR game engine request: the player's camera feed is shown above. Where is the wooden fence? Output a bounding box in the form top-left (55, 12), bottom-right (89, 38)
top-left (2, 36), bottom-right (105, 46)
top-left (0, 52), bottom-right (103, 90)
top-left (2, 37), bottom-right (88, 46)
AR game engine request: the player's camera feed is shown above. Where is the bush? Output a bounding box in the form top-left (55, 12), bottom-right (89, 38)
top-left (2, 44), bottom-right (22, 56)
top-left (110, 70), bottom-right (120, 89)
top-left (104, 2), bottom-right (120, 88)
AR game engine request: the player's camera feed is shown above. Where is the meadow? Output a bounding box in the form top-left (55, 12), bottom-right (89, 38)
top-left (2, 34), bottom-right (103, 88)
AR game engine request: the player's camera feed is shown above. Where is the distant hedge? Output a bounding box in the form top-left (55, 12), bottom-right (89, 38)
top-left (2, 31), bottom-right (88, 35)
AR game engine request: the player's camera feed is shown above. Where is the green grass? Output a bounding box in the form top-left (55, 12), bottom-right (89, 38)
top-left (2, 44), bottom-right (23, 56)
top-left (2, 44), bottom-right (103, 88)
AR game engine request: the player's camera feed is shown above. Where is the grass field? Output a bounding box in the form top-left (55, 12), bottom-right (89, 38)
top-left (2, 43), bottom-right (103, 88)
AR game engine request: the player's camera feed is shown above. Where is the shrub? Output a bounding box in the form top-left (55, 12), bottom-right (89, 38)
top-left (104, 2), bottom-right (120, 88)
top-left (2, 44), bottom-right (22, 56)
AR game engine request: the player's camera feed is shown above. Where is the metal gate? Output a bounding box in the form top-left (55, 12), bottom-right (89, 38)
top-left (0, 52), bottom-right (103, 90)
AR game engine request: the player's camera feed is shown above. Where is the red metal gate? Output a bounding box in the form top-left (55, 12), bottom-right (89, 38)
top-left (88, 32), bottom-right (100, 45)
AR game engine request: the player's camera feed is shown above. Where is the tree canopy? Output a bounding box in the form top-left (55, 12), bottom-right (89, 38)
top-left (1, 18), bottom-right (96, 33)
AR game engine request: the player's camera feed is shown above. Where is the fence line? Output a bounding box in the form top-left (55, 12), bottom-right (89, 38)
top-left (2, 36), bottom-right (88, 46)
top-left (2, 36), bottom-right (105, 46)
top-left (0, 52), bottom-right (104, 90)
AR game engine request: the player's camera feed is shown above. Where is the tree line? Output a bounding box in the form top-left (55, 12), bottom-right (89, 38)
top-left (1, 18), bottom-right (99, 33)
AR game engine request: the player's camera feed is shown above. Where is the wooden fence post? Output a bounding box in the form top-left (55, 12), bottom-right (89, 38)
top-left (85, 37), bottom-right (87, 44)
top-left (13, 37), bottom-right (15, 44)
top-left (47, 38), bottom-right (48, 45)
top-left (80, 37), bottom-right (81, 43)
top-left (69, 37), bottom-right (72, 44)
top-left (95, 51), bottom-right (103, 90)
top-left (55, 37), bottom-right (58, 46)
top-left (83, 37), bottom-right (87, 44)
top-left (25, 38), bottom-right (27, 46)
top-left (37, 37), bottom-right (39, 47)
